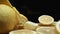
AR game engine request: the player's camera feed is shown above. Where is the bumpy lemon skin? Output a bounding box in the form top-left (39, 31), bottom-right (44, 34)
top-left (0, 4), bottom-right (18, 33)
top-left (12, 7), bottom-right (28, 25)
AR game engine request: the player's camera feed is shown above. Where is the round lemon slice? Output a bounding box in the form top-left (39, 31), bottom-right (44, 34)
top-left (36, 26), bottom-right (57, 34)
top-left (9, 29), bottom-right (37, 34)
top-left (55, 20), bottom-right (60, 34)
top-left (38, 15), bottom-right (54, 25)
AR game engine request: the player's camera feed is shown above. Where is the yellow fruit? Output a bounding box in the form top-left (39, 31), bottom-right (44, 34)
top-left (0, 0), bottom-right (12, 7)
top-left (14, 24), bottom-right (24, 30)
top-left (36, 26), bottom-right (57, 34)
top-left (38, 15), bottom-right (54, 25)
top-left (12, 7), bottom-right (28, 25)
top-left (24, 21), bottom-right (38, 30)
top-left (55, 20), bottom-right (60, 34)
top-left (0, 4), bottom-right (18, 33)
top-left (17, 14), bottom-right (28, 25)
top-left (9, 29), bottom-right (37, 34)
top-left (52, 21), bottom-right (57, 26)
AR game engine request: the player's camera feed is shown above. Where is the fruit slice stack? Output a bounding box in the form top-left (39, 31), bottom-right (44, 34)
top-left (0, 0), bottom-right (60, 34)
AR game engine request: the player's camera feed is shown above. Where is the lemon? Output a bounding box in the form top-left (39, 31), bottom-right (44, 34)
top-left (55, 20), bottom-right (60, 34)
top-left (9, 29), bottom-right (37, 34)
top-left (36, 26), bottom-right (57, 34)
top-left (0, 0), bottom-right (12, 7)
top-left (24, 21), bottom-right (38, 30)
top-left (12, 7), bottom-right (28, 25)
top-left (38, 15), bottom-right (54, 25)
top-left (0, 4), bottom-right (18, 33)
top-left (52, 21), bottom-right (57, 26)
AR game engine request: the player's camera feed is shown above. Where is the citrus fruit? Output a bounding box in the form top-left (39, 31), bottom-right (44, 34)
top-left (55, 20), bottom-right (60, 34)
top-left (12, 7), bottom-right (28, 25)
top-left (36, 26), bottom-right (57, 34)
top-left (24, 21), bottom-right (38, 30)
top-left (0, 4), bottom-right (18, 33)
top-left (38, 15), bottom-right (54, 25)
top-left (9, 29), bottom-right (37, 34)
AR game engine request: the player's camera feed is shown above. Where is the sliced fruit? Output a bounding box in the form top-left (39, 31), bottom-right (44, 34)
top-left (9, 29), bottom-right (37, 34)
top-left (24, 21), bottom-right (38, 30)
top-left (38, 15), bottom-right (54, 25)
top-left (52, 21), bottom-right (58, 26)
top-left (12, 7), bottom-right (28, 25)
top-left (55, 20), bottom-right (60, 34)
top-left (36, 26), bottom-right (57, 34)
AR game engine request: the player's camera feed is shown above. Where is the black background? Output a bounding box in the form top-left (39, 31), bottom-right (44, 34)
top-left (9, 0), bottom-right (59, 23)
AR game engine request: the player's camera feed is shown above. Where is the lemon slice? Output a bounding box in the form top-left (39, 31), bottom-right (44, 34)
top-left (12, 7), bottom-right (28, 25)
top-left (24, 21), bottom-right (38, 30)
top-left (55, 20), bottom-right (60, 34)
top-left (38, 15), bottom-right (54, 25)
top-left (9, 29), bottom-right (37, 34)
top-left (52, 21), bottom-right (57, 26)
top-left (36, 26), bottom-right (57, 34)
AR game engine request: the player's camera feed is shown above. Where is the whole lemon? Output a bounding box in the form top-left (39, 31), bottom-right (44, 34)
top-left (0, 4), bottom-right (18, 33)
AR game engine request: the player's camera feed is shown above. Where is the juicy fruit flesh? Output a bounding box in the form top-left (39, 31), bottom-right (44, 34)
top-left (36, 26), bottom-right (57, 34)
top-left (0, 4), bottom-right (18, 33)
top-left (38, 15), bottom-right (54, 25)
top-left (9, 29), bottom-right (37, 34)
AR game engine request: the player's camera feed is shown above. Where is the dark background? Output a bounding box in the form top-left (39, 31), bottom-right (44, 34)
top-left (9, 0), bottom-right (59, 23)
